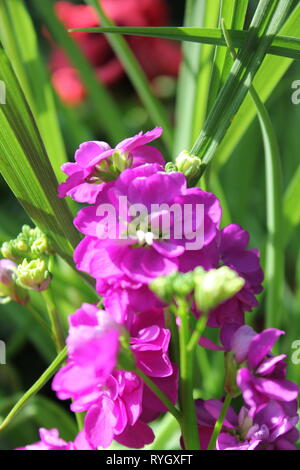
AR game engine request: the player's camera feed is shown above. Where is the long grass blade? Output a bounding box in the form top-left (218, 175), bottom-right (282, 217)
top-left (31, 0), bottom-right (126, 144)
top-left (71, 27), bottom-right (300, 61)
top-left (0, 49), bottom-right (80, 266)
top-left (85, 0), bottom-right (173, 153)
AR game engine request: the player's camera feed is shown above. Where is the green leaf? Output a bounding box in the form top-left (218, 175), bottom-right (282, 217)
top-left (215, 2), bottom-right (300, 167)
top-left (191, 0), bottom-right (294, 167)
top-left (31, 0), bottom-right (127, 144)
top-left (0, 48), bottom-right (81, 266)
top-left (85, 0), bottom-right (173, 153)
top-left (70, 26), bottom-right (300, 61)
top-left (0, 347), bottom-right (67, 432)
top-left (173, 0), bottom-right (207, 155)
top-left (0, 0), bottom-right (67, 180)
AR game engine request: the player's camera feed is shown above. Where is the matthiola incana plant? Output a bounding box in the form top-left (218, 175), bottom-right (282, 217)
top-left (0, 0), bottom-right (299, 454)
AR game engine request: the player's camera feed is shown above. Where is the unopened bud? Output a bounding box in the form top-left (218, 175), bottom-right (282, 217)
top-left (16, 259), bottom-right (52, 292)
top-left (175, 151), bottom-right (202, 186)
top-left (195, 266), bottom-right (245, 313)
top-left (165, 162), bottom-right (177, 173)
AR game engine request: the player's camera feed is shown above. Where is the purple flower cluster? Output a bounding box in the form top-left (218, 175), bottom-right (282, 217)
top-left (17, 128), bottom-right (298, 451)
top-left (195, 326), bottom-right (299, 450)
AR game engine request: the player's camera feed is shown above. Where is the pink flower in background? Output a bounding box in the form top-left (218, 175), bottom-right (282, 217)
top-left (48, 0), bottom-right (181, 105)
top-left (17, 428), bottom-right (94, 451)
top-left (58, 127), bottom-right (164, 203)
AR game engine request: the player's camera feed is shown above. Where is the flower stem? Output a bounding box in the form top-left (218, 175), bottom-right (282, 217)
top-left (42, 289), bottom-right (65, 352)
top-left (207, 393), bottom-right (232, 450)
top-left (187, 314), bottom-right (208, 352)
top-left (134, 368), bottom-right (181, 425)
top-left (177, 298), bottom-right (200, 450)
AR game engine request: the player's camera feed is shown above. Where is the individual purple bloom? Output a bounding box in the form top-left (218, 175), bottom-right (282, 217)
top-left (74, 164), bottom-right (222, 283)
top-left (207, 225), bottom-right (264, 344)
top-left (84, 370), bottom-right (154, 449)
top-left (16, 428), bottom-right (94, 450)
top-left (231, 326), bottom-right (299, 416)
top-left (195, 398), bottom-right (299, 450)
top-left (52, 303), bottom-right (120, 403)
top-left (58, 127), bottom-right (165, 203)
top-left (52, 303), bottom-right (176, 449)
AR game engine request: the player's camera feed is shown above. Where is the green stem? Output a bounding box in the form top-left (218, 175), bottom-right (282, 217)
top-left (0, 346), bottom-right (67, 432)
top-left (86, 0), bottom-right (173, 153)
top-left (221, 20), bottom-right (283, 330)
top-left (207, 393), bottom-right (232, 450)
top-left (42, 289), bottom-right (65, 352)
top-left (187, 314), bottom-right (208, 352)
top-left (134, 368), bottom-right (181, 424)
top-left (177, 298), bottom-right (200, 450)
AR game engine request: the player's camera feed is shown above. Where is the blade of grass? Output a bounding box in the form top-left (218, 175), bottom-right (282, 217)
top-left (191, 0), bottom-right (221, 141)
top-left (222, 19), bottom-right (284, 329)
top-left (0, 48), bottom-right (80, 267)
top-left (72, 27), bottom-right (300, 61)
top-left (173, 0), bottom-right (207, 155)
top-left (0, 346), bottom-right (67, 432)
top-left (31, 0), bottom-right (126, 144)
top-left (85, 0), bottom-right (173, 153)
top-left (191, 0), bottom-right (294, 172)
top-left (0, 0), bottom-right (67, 179)
top-left (215, 2), bottom-right (300, 167)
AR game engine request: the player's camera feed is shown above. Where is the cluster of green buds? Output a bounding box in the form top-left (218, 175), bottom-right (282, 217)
top-left (165, 151), bottom-right (203, 187)
top-left (150, 266), bottom-right (245, 314)
top-left (0, 225), bottom-right (54, 296)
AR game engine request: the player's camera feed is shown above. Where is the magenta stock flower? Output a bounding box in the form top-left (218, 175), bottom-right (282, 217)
top-left (17, 428), bottom-right (94, 451)
top-left (74, 163), bottom-right (222, 283)
top-left (52, 303), bottom-right (120, 403)
top-left (195, 398), bottom-right (299, 450)
top-left (58, 127), bottom-right (164, 203)
top-left (52, 303), bottom-right (176, 449)
top-left (231, 326), bottom-right (299, 416)
top-left (208, 225), bottom-right (264, 343)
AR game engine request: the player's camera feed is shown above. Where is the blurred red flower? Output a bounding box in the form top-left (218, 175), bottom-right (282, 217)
top-left (48, 0), bottom-right (182, 105)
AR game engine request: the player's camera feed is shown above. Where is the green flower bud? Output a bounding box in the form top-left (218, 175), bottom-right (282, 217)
top-left (165, 162), bottom-right (177, 173)
top-left (195, 266), bottom-right (245, 313)
top-left (150, 272), bottom-right (177, 303)
top-left (175, 151), bottom-right (202, 186)
top-left (16, 258), bottom-right (52, 292)
top-left (1, 242), bottom-right (14, 260)
top-left (172, 271), bottom-right (195, 297)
